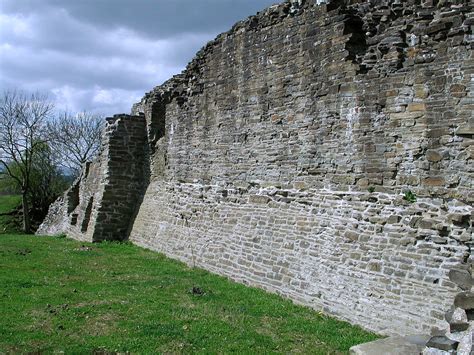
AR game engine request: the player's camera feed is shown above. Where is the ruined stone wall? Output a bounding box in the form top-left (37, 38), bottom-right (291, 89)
top-left (129, 0), bottom-right (473, 335)
top-left (37, 114), bottom-right (148, 242)
top-left (39, 0), bottom-right (473, 337)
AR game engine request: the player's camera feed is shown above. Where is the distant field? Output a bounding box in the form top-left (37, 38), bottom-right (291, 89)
top-left (0, 235), bottom-right (379, 353)
top-left (0, 194), bottom-right (21, 233)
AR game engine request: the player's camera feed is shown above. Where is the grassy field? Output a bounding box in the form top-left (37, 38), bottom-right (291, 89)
top-left (0, 194), bottom-right (21, 233)
top-left (0, 234), bottom-right (379, 354)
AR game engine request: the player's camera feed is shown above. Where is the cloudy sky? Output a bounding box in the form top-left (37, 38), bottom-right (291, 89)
top-left (0, 0), bottom-right (278, 116)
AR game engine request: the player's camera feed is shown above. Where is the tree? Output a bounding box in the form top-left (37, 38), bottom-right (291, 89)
top-left (0, 143), bottom-right (70, 230)
top-left (47, 111), bottom-right (104, 176)
top-left (28, 142), bottom-right (71, 221)
top-left (0, 90), bottom-right (54, 233)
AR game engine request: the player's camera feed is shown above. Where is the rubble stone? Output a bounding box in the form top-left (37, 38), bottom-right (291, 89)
top-left (425, 336), bottom-right (458, 351)
top-left (455, 292), bottom-right (474, 311)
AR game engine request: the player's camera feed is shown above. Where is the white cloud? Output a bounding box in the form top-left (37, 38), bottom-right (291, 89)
top-left (0, 13), bottom-right (34, 39)
top-left (92, 89), bottom-right (114, 105)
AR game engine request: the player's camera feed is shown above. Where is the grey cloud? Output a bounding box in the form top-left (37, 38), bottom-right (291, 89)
top-left (1, 35), bottom-right (208, 91)
top-left (1, 7), bottom-right (211, 64)
top-left (2, 0), bottom-right (279, 39)
top-left (0, 0), bottom-right (280, 115)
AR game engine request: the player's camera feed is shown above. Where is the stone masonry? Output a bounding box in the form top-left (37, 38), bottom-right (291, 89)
top-left (39, 0), bottom-right (473, 340)
top-left (37, 114), bottom-right (148, 241)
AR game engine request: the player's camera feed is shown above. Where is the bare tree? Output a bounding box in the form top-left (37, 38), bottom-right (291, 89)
top-left (0, 90), bottom-right (54, 233)
top-left (47, 111), bottom-right (104, 175)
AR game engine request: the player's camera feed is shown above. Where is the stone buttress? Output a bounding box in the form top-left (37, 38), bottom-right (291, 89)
top-left (37, 114), bottom-right (148, 242)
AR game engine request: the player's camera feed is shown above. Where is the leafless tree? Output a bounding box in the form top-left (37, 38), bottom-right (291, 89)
top-left (0, 90), bottom-right (54, 233)
top-left (47, 111), bottom-right (104, 176)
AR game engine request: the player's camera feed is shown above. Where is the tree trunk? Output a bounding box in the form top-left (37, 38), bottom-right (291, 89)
top-left (22, 192), bottom-right (31, 234)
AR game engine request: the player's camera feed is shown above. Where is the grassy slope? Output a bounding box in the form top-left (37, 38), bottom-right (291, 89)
top-left (0, 235), bottom-right (379, 354)
top-left (0, 194), bottom-right (21, 233)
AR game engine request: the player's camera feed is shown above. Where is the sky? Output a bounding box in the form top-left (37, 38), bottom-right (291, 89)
top-left (0, 0), bottom-right (278, 116)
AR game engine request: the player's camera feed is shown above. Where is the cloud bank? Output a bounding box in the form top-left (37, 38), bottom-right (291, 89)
top-left (0, 0), bottom-right (277, 115)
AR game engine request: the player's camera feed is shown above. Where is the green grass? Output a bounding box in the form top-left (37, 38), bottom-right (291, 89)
top-left (0, 235), bottom-right (379, 354)
top-left (0, 194), bottom-right (21, 233)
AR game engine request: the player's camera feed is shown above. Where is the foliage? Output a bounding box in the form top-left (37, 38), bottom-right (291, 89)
top-left (0, 90), bottom-right (102, 231)
top-left (403, 190), bottom-right (417, 203)
top-left (0, 194), bottom-right (21, 233)
top-left (28, 143), bottom-right (71, 219)
top-left (0, 143), bottom-right (70, 230)
top-left (0, 235), bottom-right (379, 354)
top-left (368, 186), bottom-right (375, 193)
top-left (0, 90), bottom-right (55, 233)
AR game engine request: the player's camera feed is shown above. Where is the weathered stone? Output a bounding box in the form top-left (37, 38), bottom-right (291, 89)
top-left (455, 123), bottom-right (474, 137)
top-left (426, 150), bottom-right (443, 162)
top-left (447, 213), bottom-right (470, 225)
top-left (449, 322), bottom-right (469, 332)
top-left (248, 195), bottom-right (271, 204)
top-left (454, 292), bottom-right (474, 310)
top-left (448, 269), bottom-right (473, 291)
top-left (414, 85), bottom-right (430, 99)
top-left (409, 217), bottom-right (422, 228)
top-left (419, 219), bottom-right (435, 229)
top-left (387, 215), bottom-right (401, 224)
top-left (425, 336), bottom-right (458, 351)
top-left (450, 84), bottom-right (466, 98)
top-left (350, 335), bottom-right (430, 355)
top-left (430, 236), bottom-right (447, 244)
top-left (344, 231), bottom-right (359, 242)
top-left (445, 306), bottom-right (468, 323)
top-left (408, 102), bottom-right (426, 112)
top-left (423, 177), bottom-right (445, 187)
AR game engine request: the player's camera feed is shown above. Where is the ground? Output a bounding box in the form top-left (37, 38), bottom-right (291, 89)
top-left (0, 195), bottom-right (379, 353)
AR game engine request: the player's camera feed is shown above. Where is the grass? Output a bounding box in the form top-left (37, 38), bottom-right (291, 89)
top-left (0, 194), bottom-right (21, 233)
top-left (0, 234), bottom-right (379, 354)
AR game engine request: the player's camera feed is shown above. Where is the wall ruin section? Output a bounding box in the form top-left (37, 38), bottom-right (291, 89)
top-left (37, 114), bottom-right (148, 242)
top-left (39, 0), bottom-right (473, 337)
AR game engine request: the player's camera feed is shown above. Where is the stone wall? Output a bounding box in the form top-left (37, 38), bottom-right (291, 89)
top-left (129, 0), bottom-right (473, 335)
top-left (40, 0), bottom-right (473, 337)
top-left (37, 114), bottom-right (148, 242)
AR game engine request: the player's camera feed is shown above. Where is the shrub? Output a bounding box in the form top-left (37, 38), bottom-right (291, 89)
top-left (403, 190), bottom-right (416, 203)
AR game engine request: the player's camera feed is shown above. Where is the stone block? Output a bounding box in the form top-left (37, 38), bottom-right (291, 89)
top-left (350, 335), bottom-right (430, 355)
top-left (344, 231), bottom-right (359, 242)
top-left (448, 269), bottom-right (473, 291)
top-left (450, 84), bottom-right (466, 98)
top-left (248, 195), bottom-right (271, 204)
top-left (455, 123), bottom-right (474, 136)
top-left (454, 292), bottom-right (474, 310)
top-left (387, 215), bottom-right (401, 224)
top-left (425, 336), bottom-right (458, 352)
top-left (449, 322), bottom-right (469, 332)
top-left (419, 219), bottom-right (435, 229)
top-left (414, 85), bottom-right (430, 99)
top-left (409, 217), bottom-right (422, 228)
top-left (423, 177), bottom-right (445, 187)
top-left (408, 102), bottom-right (426, 112)
top-left (425, 150), bottom-right (442, 162)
